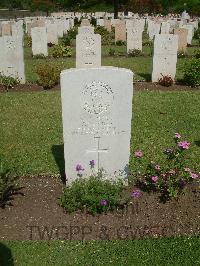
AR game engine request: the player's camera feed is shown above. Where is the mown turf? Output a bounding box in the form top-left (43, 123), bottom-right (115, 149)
top-left (0, 90), bottom-right (200, 175)
top-left (24, 42), bottom-right (199, 83)
top-left (0, 237), bottom-right (200, 266)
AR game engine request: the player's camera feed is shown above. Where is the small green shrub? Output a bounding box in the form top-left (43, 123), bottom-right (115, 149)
top-left (35, 62), bottom-right (61, 89)
top-left (108, 48), bottom-right (116, 56)
top-left (128, 49), bottom-right (142, 57)
top-left (95, 26), bottom-right (113, 45)
top-left (0, 74), bottom-right (19, 91)
top-left (67, 27), bottom-right (78, 40)
top-left (183, 58), bottom-right (200, 87)
top-left (193, 49), bottom-right (200, 59)
top-left (116, 40), bottom-right (126, 46)
top-left (32, 54), bottom-right (46, 59)
top-left (60, 34), bottom-right (71, 46)
top-left (194, 27), bottom-right (200, 40)
top-left (51, 45), bottom-right (72, 58)
top-left (143, 40), bottom-right (153, 46)
top-left (59, 171), bottom-right (125, 215)
top-left (132, 134), bottom-right (199, 201)
top-left (0, 160), bottom-right (16, 208)
top-left (24, 35), bottom-right (32, 47)
top-left (177, 51), bottom-right (187, 58)
top-left (91, 17), bottom-right (97, 27)
top-left (158, 74), bottom-right (174, 87)
top-left (74, 17), bottom-right (80, 26)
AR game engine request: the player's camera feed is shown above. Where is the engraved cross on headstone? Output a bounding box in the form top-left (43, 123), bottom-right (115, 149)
top-left (87, 136), bottom-right (108, 170)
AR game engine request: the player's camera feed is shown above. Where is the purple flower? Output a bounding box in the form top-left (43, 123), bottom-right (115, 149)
top-left (89, 160), bottom-right (95, 168)
top-left (100, 199), bottom-right (108, 206)
top-left (178, 141), bottom-right (190, 150)
top-left (134, 150), bottom-right (143, 158)
top-left (175, 133), bottom-right (181, 139)
top-left (76, 164), bottom-right (85, 172)
top-left (131, 190), bottom-right (141, 198)
top-left (151, 176), bottom-right (158, 182)
top-left (190, 172), bottom-right (199, 179)
top-left (180, 180), bottom-right (187, 188)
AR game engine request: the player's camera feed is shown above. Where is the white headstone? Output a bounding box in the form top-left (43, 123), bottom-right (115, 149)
top-left (76, 34), bottom-right (101, 68)
top-left (60, 67), bottom-right (134, 184)
top-left (97, 19), bottom-right (105, 27)
top-left (181, 24), bottom-right (194, 44)
top-left (47, 23), bottom-right (58, 45)
top-left (152, 34), bottom-right (178, 82)
top-left (127, 27), bottom-right (143, 52)
top-left (78, 26), bottom-right (94, 34)
top-left (160, 21), bottom-right (170, 34)
top-left (0, 36), bottom-right (25, 83)
top-left (148, 21), bottom-right (161, 40)
top-left (31, 27), bottom-right (48, 57)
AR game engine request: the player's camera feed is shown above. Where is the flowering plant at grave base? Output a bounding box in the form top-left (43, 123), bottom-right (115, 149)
top-left (132, 133), bottom-right (199, 201)
top-left (59, 160), bottom-right (126, 215)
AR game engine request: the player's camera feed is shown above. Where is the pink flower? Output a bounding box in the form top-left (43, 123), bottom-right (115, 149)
top-left (134, 150), bottom-right (143, 158)
top-left (151, 176), bottom-right (158, 182)
top-left (155, 165), bottom-right (161, 170)
top-left (190, 173), bottom-right (199, 179)
top-left (175, 133), bottom-right (181, 139)
top-left (178, 141), bottom-right (190, 150)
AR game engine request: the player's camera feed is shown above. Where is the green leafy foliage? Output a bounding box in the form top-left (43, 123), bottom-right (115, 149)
top-left (95, 26), bottom-right (114, 45)
top-left (128, 49), bottom-right (143, 57)
top-left (60, 35), bottom-right (71, 46)
top-left (108, 48), bottom-right (116, 56)
top-left (59, 172), bottom-right (125, 215)
top-left (183, 58), bottom-right (200, 87)
top-left (0, 159), bottom-right (16, 207)
top-left (193, 49), bottom-right (200, 59)
top-left (132, 134), bottom-right (199, 201)
top-left (35, 62), bottom-right (61, 89)
top-left (32, 54), bottom-right (46, 59)
top-left (24, 35), bottom-right (32, 48)
top-left (51, 45), bottom-right (72, 58)
top-left (67, 27), bottom-right (78, 40)
top-left (0, 74), bottom-right (20, 91)
top-left (116, 40), bottom-right (126, 46)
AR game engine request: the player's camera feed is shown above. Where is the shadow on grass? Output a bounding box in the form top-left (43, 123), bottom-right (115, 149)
top-left (0, 243), bottom-right (14, 266)
top-left (52, 144), bottom-right (66, 184)
top-left (137, 73), bottom-right (151, 82)
top-left (194, 140), bottom-right (200, 147)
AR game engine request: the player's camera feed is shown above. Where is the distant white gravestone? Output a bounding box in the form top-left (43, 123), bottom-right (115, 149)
top-left (78, 26), bottom-right (94, 34)
top-left (60, 67), bottom-right (134, 184)
top-left (0, 36), bottom-right (25, 83)
top-left (127, 27), bottom-right (143, 52)
top-left (31, 27), bottom-right (48, 57)
top-left (152, 34), bottom-right (178, 82)
top-left (76, 34), bottom-right (101, 68)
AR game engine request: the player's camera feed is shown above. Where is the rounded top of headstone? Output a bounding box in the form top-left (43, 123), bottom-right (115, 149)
top-left (60, 67), bottom-right (133, 77)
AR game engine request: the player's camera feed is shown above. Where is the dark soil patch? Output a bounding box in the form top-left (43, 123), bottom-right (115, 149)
top-left (0, 176), bottom-right (199, 240)
top-left (0, 82), bottom-right (198, 93)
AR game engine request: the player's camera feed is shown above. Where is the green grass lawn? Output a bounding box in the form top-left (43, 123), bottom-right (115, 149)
top-left (0, 90), bottom-right (200, 175)
top-left (24, 41), bottom-right (200, 83)
top-left (1, 237), bottom-right (200, 265)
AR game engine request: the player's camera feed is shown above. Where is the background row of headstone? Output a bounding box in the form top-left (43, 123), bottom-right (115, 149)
top-left (0, 12), bottom-right (198, 84)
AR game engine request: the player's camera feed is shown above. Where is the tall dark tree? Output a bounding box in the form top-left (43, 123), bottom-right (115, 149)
top-left (114, 0), bottom-right (119, 18)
